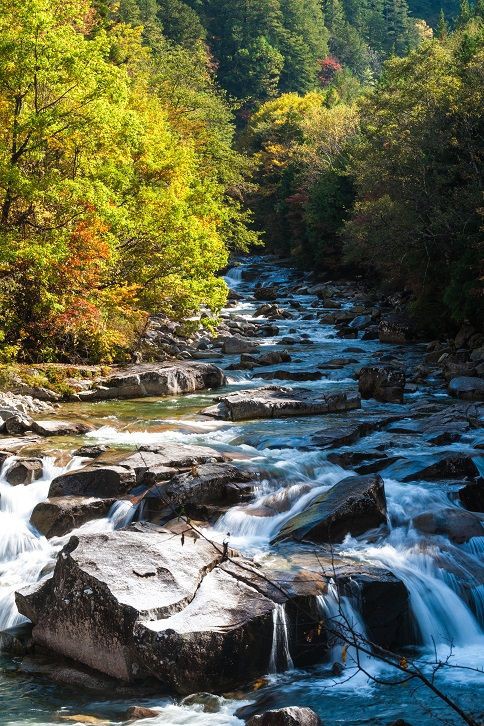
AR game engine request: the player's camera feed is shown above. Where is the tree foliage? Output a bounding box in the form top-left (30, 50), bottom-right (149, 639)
top-left (344, 19), bottom-right (483, 330)
top-left (0, 0), bottom-right (258, 362)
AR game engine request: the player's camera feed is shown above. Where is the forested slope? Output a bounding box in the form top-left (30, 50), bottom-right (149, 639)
top-left (0, 0), bottom-right (482, 365)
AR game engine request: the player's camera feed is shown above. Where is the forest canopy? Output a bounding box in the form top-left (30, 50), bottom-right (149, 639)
top-left (0, 0), bottom-right (482, 363)
top-left (0, 0), bottom-right (258, 362)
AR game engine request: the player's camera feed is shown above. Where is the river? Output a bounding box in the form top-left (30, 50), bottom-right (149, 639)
top-left (0, 256), bottom-right (483, 725)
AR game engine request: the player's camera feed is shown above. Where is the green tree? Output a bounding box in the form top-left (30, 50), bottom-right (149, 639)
top-left (0, 0), bottom-right (258, 361)
top-left (345, 19), bottom-right (483, 332)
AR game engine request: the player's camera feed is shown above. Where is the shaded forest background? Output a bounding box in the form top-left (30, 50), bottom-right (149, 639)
top-left (0, 0), bottom-right (482, 362)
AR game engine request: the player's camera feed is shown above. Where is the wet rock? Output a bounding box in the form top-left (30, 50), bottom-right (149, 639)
top-left (272, 551), bottom-right (410, 649)
top-left (355, 456), bottom-right (402, 475)
top-left (258, 370), bottom-right (322, 382)
top-left (32, 420), bottom-right (94, 437)
top-left (222, 336), bottom-right (258, 355)
top-left (4, 413), bottom-right (34, 435)
top-left (327, 451), bottom-right (387, 468)
top-left (124, 706), bottom-right (160, 720)
top-left (318, 358), bottom-right (357, 370)
top-left (458, 480), bottom-right (484, 512)
top-left (254, 286), bottom-right (278, 301)
top-left (5, 457), bottom-right (43, 486)
top-left (49, 465), bottom-right (136, 498)
top-left (73, 445), bottom-right (110, 458)
top-left (0, 450), bottom-right (12, 468)
top-left (246, 707), bottom-right (322, 726)
top-left (272, 474), bottom-right (387, 545)
top-left (412, 508), bottom-right (484, 543)
top-left (335, 326), bottom-right (358, 339)
top-left (202, 387), bottom-right (361, 422)
top-left (247, 351), bottom-right (292, 366)
top-left (143, 463), bottom-right (254, 520)
top-left (358, 365), bottom-right (405, 404)
top-left (361, 326), bottom-right (380, 340)
top-left (137, 443), bottom-right (225, 468)
top-left (349, 314), bottom-right (371, 330)
top-left (378, 315), bottom-right (414, 344)
top-left (402, 455), bottom-right (479, 482)
top-left (18, 653), bottom-right (158, 695)
top-left (180, 693), bottom-right (223, 713)
top-left (30, 497), bottom-right (115, 538)
top-left (312, 424), bottom-right (363, 448)
top-left (76, 362), bottom-right (225, 401)
top-left (448, 376), bottom-right (484, 401)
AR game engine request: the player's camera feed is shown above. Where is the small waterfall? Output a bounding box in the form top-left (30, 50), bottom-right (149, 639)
top-left (317, 583), bottom-right (374, 674)
top-left (355, 543), bottom-right (484, 657)
top-left (0, 456), bottom-right (138, 639)
top-left (107, 499), bottom-right (138, 529)
top-left (269, 603), bottom-right (293, 673)
top-left (224, 265), bottom-right (243, 287)
top-left (0, 457), bottom-right (57, 633)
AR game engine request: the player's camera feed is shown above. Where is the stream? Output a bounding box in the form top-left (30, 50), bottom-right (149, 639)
top-left (0, 255), bottom-right (483, 725)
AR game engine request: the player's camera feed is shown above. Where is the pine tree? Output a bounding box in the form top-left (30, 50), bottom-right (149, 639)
top-left (436, 9), bottom-right (449, 38)
top-left (458, 0), bottom-right (472, 25)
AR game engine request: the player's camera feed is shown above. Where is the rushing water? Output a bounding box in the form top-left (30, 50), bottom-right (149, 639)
top-left (0, 255), bottom-right (482, 725)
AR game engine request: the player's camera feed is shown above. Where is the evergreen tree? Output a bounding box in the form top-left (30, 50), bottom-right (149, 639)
top-left (458, 0), bottom-right (472, 24)
top-left (436, 9), bottom-right (449, 37)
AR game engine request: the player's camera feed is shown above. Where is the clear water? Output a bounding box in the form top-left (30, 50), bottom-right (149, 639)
top-left (0, 256), bottom-right (482, 725)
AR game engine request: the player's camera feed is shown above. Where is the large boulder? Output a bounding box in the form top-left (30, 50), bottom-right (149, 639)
top-left (30, 497), bottom-right (116, 538)
top-left (202, 386), bottom-right (361, 422)
top-left (272, 475), bottom-right (387, 545)
top-left (4, 413), bottom-right (34, 435)
top-left (75, 362), bottom-right (225, 401)
top-left (378, 315), bottom-right (414, 344)
top-left (49, 465), bottom-right (136, 498)
top-left (412, 508), bottom-right (484, 544)
top-left (402, 455), bottom-right (479, 482)
top-left (16, 529), bottom-right (327, 694)
top-left (358, 365), bottom-right (405, 403)
top-left (5, 457), bottom-right (43, 486)
top-left (254, 286), bottom-right (278, 301)
top-left (458, 480), bottom-right (484, 512)
top-left (222, 336), bottom-right (258, 355)
top-left (246, 707), bottom-right (322, 726)
top-left (142, 462), bottom-right (255, 521)
top-left (448, 376), bottom-right (484, 401)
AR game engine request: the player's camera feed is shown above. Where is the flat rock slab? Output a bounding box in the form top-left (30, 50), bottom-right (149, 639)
top-left (16, 529), bottom-right (225, 683)
top-left (16, 529), bottom-right (326, 693)
top-left (32, 420), bottom-right (94, 437)
top-left (272, 474), bottom-right (387, 545)
top-left (30, 497), bottom-right (116, 538)
top-left (202, 386), bottom-right (361, 421)
top-left (74, 362), bottom-right (226, 400)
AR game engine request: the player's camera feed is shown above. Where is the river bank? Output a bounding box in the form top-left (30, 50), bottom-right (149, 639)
top-left (0, 255), bottom-right (483, 726)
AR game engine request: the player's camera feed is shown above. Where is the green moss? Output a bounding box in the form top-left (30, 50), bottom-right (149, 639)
top-left (0, 363), bottom-right (105, 398)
